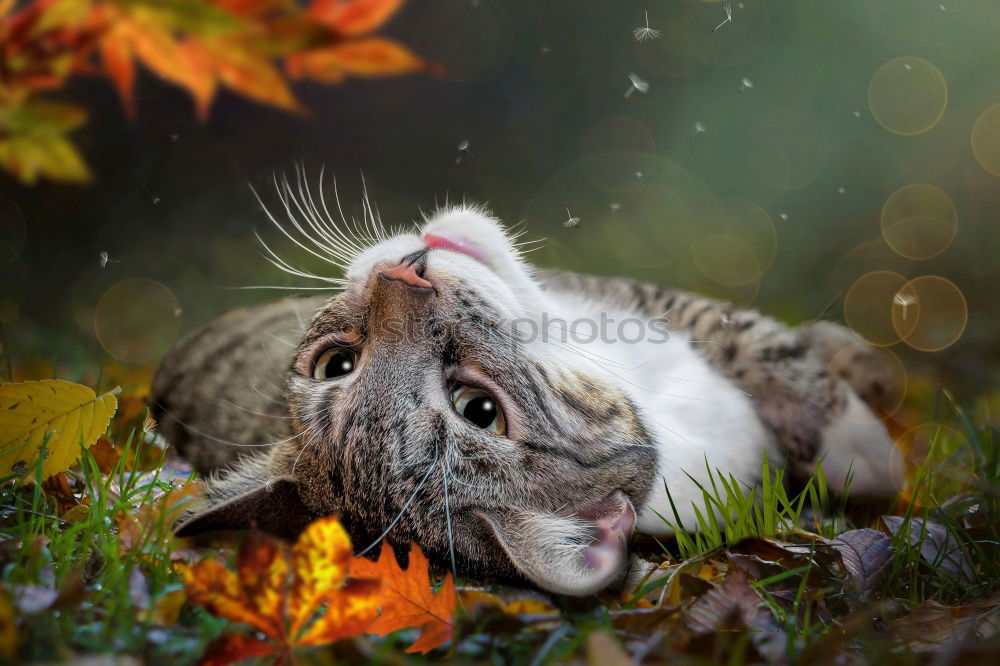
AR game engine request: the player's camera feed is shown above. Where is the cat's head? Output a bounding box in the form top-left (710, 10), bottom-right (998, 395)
top-left (177, 203), bottom-right (656, 595)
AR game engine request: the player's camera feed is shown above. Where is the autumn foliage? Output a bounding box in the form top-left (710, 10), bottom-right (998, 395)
top-left (0, 0), bottom-right (434, 184)
top-left (177, 517), bottom-right (457, 664)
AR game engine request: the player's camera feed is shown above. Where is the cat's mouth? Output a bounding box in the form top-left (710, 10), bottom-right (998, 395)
top-left (423, 232), bottom-right (489, 266)
top-left (563, 490), bottom-right (636, 571)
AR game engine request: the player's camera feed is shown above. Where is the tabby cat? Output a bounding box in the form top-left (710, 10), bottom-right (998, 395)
top-left (152, 196), bottom-right (897, 595)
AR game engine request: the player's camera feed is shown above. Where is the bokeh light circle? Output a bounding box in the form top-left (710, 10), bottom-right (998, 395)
top-left (971, 103), bottom-right (1000, 176)
top-left (0, 194), bottom-right (26, 269)
top-left (95, 278), bottom-right (181, 364)
top-left (880, 183), bottom-right (957, 260)
top-left (890, 423), bottom-right (966, 498)
top-left (868, 57), bottom-right (948, 135)
top-left (581, 116), bottom-right (653, 157)
top-left (890, 275), bottom-right (967, 352)
top-left (691, 234), bottom-right (761, 286)
top-left (844, 270), bottom-right (909, 346)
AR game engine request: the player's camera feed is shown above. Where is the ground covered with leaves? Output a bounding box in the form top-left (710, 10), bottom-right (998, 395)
top-left (1, 366), bottom-right (999, 665)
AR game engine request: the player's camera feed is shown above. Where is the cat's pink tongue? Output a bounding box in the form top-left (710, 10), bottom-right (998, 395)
top-left (578, 492), bottom-right (636, 571)
top-left (423, 233), bottom-right (489, 265)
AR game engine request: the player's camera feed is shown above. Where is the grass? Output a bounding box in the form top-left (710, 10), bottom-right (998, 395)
top-left (1, 385), bottom-right (999, 664)
top-left (0, 425), bottom-right (224, 663)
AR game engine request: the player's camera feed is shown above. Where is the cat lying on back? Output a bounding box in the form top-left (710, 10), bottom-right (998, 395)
top-left (152, 198), bottom-right (898, 595)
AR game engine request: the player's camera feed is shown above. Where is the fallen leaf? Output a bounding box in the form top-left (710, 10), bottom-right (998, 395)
top-left (148, 588), bottom-right (186, 626)
top-left (684, 568), bottom-right (761, 635)
top-left (118, 479), bottom-right (205, 552)
top-left (830, 528), bottom-right (893, 598)
top-left (88, 435), bottom-right (122, 475)
top-left (177, 516), bottom-right (380, 665)
top-left (0, 380), bottom-right (118, 480)
top-left (880, 515), bottom-right (974, 581)
top-left (351, 543), bottom-right (457, 654)
top-left (893, 594), bottom-right (1000, 652)
top-left (41, 472), bottom-right (84, 513)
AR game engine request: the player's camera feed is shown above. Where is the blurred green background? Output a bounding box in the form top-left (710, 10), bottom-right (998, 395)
top-left (0, 0), bottom-right (997, 405)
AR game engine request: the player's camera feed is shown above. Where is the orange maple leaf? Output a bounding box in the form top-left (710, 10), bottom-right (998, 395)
top-left (350, 543), bottom-right (457, 654)
top-left (176, 516), bottom-right (380, 665)
top-left (308, 0), bottom-right (405, 36)
top-left (286, 37), bottom-right (434, 83)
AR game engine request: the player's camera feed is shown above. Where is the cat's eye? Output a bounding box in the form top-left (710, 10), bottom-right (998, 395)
top-left (451, 384), bottom-right (506, 435)
top-left (313, 347), bottom-right (356, 380)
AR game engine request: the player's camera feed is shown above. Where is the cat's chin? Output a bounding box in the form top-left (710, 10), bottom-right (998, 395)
top-left (478, 490), bottom-right (636, 596)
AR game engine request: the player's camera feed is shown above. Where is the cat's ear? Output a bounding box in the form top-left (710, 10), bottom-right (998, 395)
top-left (174, 479), bottom-right (317, 541)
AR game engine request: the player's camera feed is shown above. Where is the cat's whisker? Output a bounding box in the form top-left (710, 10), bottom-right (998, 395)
top-left (316, 168), bottom-right (368, 256)
top-left (221, 399), bottom-right (298, 420)
top-left (440, 442), bottom-right (459, 585)
top-left (227, 285), bottom-right (342, 291)
top-left (275, 173), bottom-right (353, 270)
top-left (289, 165), bottom-right (360, 264)
top-left (152, 401), bottom-right (304, 448)
top-left (357, 443), bottom-right (439, 557)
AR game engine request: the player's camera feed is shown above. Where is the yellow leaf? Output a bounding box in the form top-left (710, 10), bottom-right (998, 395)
top-left (350, 543), bottom-right (456, 654)
top-left (0, 380), bottom-right (118, 480)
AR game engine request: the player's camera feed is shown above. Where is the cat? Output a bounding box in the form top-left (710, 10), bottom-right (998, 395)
top-left (152, 198), bottom-right (899, 596)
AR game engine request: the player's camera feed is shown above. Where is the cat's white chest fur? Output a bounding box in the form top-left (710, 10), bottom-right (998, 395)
top-left (536, 296), bottom-right (777, 536)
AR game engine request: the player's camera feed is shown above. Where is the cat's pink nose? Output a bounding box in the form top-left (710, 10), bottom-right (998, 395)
top-left (377, 249), bottom-right (433, 292)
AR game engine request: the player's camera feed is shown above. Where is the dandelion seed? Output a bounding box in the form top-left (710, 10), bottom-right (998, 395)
top-left (633, 9), bottom-right (661, 42)
top-left (689, 121), bottom-right (707, 139)
top-left (540, 45), bottom-right (551, 55)
top-left (610, 202), bottom-right (621, 212)
top-left (623, 72), bottom-right (650, 99)
top-left (152, 196), bottom-right (160, 205)
top-left (938, 4), bottom-right (946, 11)
top-left (737, 2), bottom-right (745, 8)
top-left (893, 291), bottom-right (916, 319)
top-left (170, 133), bottom-right (179, 142)
top-left (634, 171), bottom-right (644, 179)
top-left (564, 207), bottom-right (581, 229)
top-left (712, 3), bottom-right (734, 32)
top-left (779, 213), bottom-right (789, 221)
top-left (853, 110), bottom-right (862, 118)
top-left (173, 307), bottom-right (183, 317)
top-left (838, 186), bottom-right (846, 194)
top-left (737, 77), bottom-right (754, 94)
top-left (904, 63), bottom-right (912, 71)
top-left (455, 139), bottom-right (473, 164)
top-left (98, 251), bottom-right (119, 268)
